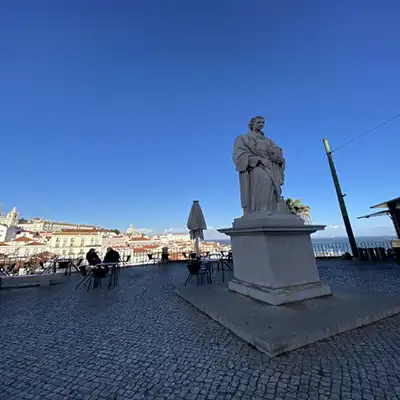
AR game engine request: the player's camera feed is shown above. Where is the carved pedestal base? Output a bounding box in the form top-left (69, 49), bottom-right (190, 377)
top-left (219, 215), bottom-right (332, 306)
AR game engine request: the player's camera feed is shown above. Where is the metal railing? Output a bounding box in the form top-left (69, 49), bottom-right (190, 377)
top-left (312, 240), bottom-right (393, 258)
top-left (0, 246), bottom-right (225, 276)
top-left (0, 240), bottom-right (395, 276)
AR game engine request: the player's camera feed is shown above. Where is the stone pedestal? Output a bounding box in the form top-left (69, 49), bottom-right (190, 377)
top-left (218, 214), bottom-right (331, 305)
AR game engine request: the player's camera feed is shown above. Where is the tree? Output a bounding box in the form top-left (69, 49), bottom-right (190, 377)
top-left (113, 229), bottom-right (121, 235)
top-left (285, 198), bottom-right (311, 221)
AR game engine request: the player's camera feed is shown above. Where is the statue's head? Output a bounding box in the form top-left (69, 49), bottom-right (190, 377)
top-left (248, 116), bottom-right (265, 132)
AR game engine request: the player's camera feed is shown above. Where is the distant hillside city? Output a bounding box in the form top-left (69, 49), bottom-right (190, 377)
top-left (0, 206), bottom-right (227, 263)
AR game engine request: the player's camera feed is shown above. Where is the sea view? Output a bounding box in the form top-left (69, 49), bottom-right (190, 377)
top-left (209, 236), bottom-right (395, 246)
top-left (208, 236), bottom-right (396, 257)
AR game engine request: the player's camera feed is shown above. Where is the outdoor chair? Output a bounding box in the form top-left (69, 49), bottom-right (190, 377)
top-left (387, 248), bottom-right (395, 259)
top-left (61, 258), bottom-right (83, 276)
top-left (366, 248), bottom-right (377, 261)
top-left (147, 254), bottom-right (160, 265)
top-left (200, 251), bottom-right (210, 259)
top-left (376, 247), bottom-right (388, 261)
top-left (184, 260), bottom-right (210, 286)
top-left (75, 263), bottom-right (118, 291)
top-left (121, 255), bottom-right (131, 266)
top-left (40, 259), bottom-right (57, 274)
top-left (0, 266), bottom-right (10, 276)
top-left (358, 248), bottom-right (368, 261)
top-left (7, 263), bottom-right (16, 275)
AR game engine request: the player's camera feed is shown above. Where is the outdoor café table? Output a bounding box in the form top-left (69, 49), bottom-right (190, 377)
top-left (216, 254), bottom-right (233, 282)
top-left (96, 262), bottom-right (120, 289)
top-left (42, 258), bottom-right (76, 275)
top-left (200, 258), bottom-right (219, 284)
top-left (75, 262), bottom-right (119, 291)
top-left (56, 258), bottom-right (81, 276)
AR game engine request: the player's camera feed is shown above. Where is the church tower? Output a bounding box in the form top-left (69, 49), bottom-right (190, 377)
top-left (126, 224), bottom-right (135, 236)
top-left (6, 207), bottom-right (20, 227)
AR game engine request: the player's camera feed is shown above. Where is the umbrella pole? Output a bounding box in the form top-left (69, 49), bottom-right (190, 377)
top-left (195, 236), bottom-right (200, 258)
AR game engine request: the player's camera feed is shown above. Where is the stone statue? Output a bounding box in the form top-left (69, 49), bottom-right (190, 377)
top-left (233, 116), bottom-right (289, 217)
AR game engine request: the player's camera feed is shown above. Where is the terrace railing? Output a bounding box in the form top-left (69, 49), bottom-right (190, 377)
top-left (312, 240), bottom-right (393, 258)
top-left (0, 240), bottom-right (395, 276)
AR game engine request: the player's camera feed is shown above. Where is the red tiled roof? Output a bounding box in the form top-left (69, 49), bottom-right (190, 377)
top-left (133, 245), bottom-right (159, 252)
top-left (53, 229), bottom-right (113, 235)
top-left (0, 242), bottom-right (10, 246)
top-left (14, 237), bottom-right (32, 242)
top-left (61, 228), bottom-right (112, 232)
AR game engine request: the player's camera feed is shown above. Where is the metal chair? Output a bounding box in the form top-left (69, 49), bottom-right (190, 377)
top-left (147, 254), bottom-right (160, 265)
top-left (121, 255), bottom-right (131, 266)
top-left (0, 266), bottom-right (10, 276)
top-left (184, 261), bottom-right (210, 286)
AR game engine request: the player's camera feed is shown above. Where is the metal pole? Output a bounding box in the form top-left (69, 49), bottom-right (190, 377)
top-left (323, 139), bottom-right (359, 257)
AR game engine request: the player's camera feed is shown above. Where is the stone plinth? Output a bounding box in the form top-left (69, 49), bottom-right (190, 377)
top-left (176, 285), bottom-right (400, 357)
top-left (218, 214), bottom-right (331, 305)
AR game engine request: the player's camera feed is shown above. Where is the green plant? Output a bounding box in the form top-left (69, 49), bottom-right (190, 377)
top-left (285, 198), bottom-right (311, 219)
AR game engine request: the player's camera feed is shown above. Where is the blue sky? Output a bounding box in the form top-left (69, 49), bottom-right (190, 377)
top-left (1, 1), bottom-right (399, 238)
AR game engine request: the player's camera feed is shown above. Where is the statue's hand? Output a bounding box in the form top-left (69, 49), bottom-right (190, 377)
top-left (248, 160), bottom-right (262, 171)
top-left (269, 153), bottom-right (284, 165)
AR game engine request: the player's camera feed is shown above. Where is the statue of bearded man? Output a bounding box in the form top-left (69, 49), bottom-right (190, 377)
top-left (233, 116), bottom-right (289, 217)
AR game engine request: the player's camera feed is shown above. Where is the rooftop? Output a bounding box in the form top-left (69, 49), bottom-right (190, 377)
top-left (1, 260), bottom-right (400, 398)
top-left (371, 196), bottom-right (400, 209)
top-left (53, 229), bottom-right (114, 235)
top-left (13, 237), bottom-right (33, 242)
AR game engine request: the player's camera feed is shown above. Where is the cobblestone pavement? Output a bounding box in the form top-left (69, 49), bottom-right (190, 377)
top-left (2, 261), bottom-right (400, 400)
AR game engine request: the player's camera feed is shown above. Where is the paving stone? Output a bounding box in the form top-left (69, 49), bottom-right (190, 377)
top-left (1, 261), bottom-right (400, 399)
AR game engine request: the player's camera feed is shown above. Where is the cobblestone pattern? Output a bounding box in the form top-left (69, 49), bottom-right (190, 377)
top-left (2, 261), bottom-right (400, 399)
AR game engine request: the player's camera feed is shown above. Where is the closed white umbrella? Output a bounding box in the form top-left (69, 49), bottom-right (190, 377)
top-left (187, 200), bottom-right (207, 257)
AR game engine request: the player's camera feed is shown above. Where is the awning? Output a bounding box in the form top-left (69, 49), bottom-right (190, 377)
top-left (357, 210), bottom-right (390, 219)
top-left (370, 196), bottom-right (400, 209)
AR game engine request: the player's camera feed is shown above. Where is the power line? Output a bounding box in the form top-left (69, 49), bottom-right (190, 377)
top-left (331, 113), bottom-right (400, 153)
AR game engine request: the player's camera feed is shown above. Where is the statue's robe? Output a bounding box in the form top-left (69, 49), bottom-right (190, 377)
top-left (233, 130), bottom-right (287, 216)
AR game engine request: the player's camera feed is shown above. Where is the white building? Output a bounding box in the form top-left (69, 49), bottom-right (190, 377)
top-left (0, 225), bottom-right (21, 242)
top-left (162, 232), bottom-right (190, 242)
top-left (48, 228), bottom-right (117, 257)
top-left (0, 228), bottom-right (119, 259)
top-left (15, 230), bottom-right (40, 240)
top-left (127, 236), bottom-right (160, 249)
top-left (0, 237), bottom-right (48, 257)
top-left (0, 207), bottom-right (20, 227)
top-left (18, 217), bottom-right (99, 233)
